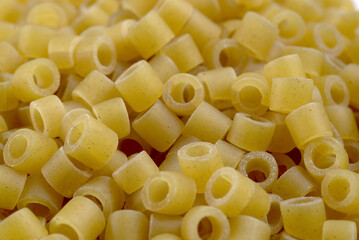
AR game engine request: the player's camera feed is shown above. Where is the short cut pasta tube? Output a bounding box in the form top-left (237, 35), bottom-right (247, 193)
top-left (214, 140), bottom-right (245, 168)
top-left (344, 140), bottom-right (359, 172)
top-left (142, 171), bottom-right (196, 215)
top-left (12, 58), bottom-right (60, 103)
top-left (229, 215), bottom-right (271, 240)
top-left (340, 64), bottom-right (359, 108)
top-left (322, 220), bottom-right (357, 240)
top-left (315, 75), bottom-right (349, 106)
top-left (312, 23), bottom-right (344, 57)
top-left (149, 54), bottom-right (179, 83)
top-left (267, 194), bottom-right (283, 235)
top-left (148, 213), bottom-right (182, 238)
top-left (49, 196), bottom-right (105, 240)
top-left (48, 35), bottom-right (81, 70)
top-left (181, 206), bottom-right (230, 240)
top-left (26, 2), bottom-right (67, 29)
top-left (40, 233), bottom-right (70, 240)
top-left (4, 128), bottom-right (58, 174)
top-left (0, 73), bottom-right (19, 112)
top-left (60, 108), bottom-right (93, 141)
top-left (0, 41), bottom-right (23, 73)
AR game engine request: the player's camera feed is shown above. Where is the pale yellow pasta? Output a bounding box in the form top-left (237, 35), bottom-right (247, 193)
top-left (263, 54), bottom-right (306, 85)
top-left (0, 116), bottom-right (6, 134)
top-left (0, 21), bottom-right (18, 42)
top-left (148, 213), bottom-right (182, 238)
top-left (122, 0), bottom-right (157, 17)
top-left (315, 75), bottom-right (350, 106)
top-left (322, 54), bottom-right (345, 75)
top-left (182, 101), bottom-right (232, 143)
top-left (321, 169), bottom-right (359, 214)
top-left (12, 58), bottom-right (60, 103)
top-left (26, 2), bottom-right (67, 29)
top-left (229, 215), bottom-right (271, 240)
top-left (177, 141), bottom-right (223, 193)
top-left (49, 196), bottom-right (105, 240)
top-left (0, 208), bottom-right (48, 240)
top-left (60, 75), bottom-right (82, 101)
top-left (279, 231), bottom-right (300, 240)
top-left (73, 176), bottom-right (125, 218)
top-left (149, 54), bottom-right (179, 83)
top-left (312, 85), bottom-right (324, 104)
top-left (198, 67), bottom-right (235, 108)
top-left (227, 113), bottom-right (276, 152)
top-left (271, 10), bottom-right (306, 45)
top-left (327, 105), bottom-right (358, 141)
top-left (303, 136), bottom-right (348, 182)
top-left (162, 73), bottom-right (205, 116)
top-left (48, 35), bottom-right (81, 70)
top-left (74, 35), bottom-right (117, 77)
top-left (322, 220), bottom-right (357, 240)
top-left (80, 26), bottom-right (106, 38)
top-left (285, 102), bottom-right (333, 149)
top-left (40, 233), bottom-right (70, 240)
top-left (155, 0), bottom-right (194, 34)
top-left (115, 60), bottom-right (163, 112)
top-left (29, 95), bottom-right (66, 138)
top-left (83, 0), bottom-right (120, 14)
top-left (179, 9), bottom-right (221, 51)
top-left (17, 25), bottom-right (58, 59)
top-left (0, 164), bottom-right (26, 210)
top-left (181, 206), bottom-right (230, 240)
top-left (238, 151), bottom-right (278, 192)
top-left (124, 188), bottom-right (146, 212)
top-left (105, 19), bottom-right (140, 62)
top-left (160, 34), bottom-right (203, 73)
top-left (4, 128), bottom-right (58, 173)
top-left (92, 150), bottom-right (127, 177)
top-left (93, 97), bottom-right (130, 139)
top-left (151, 233), bottom-right (182, 240)
top-left (128, 10), bottom-right (174, 59)
top-left (284, 0), bottom-right (323, 22)
top-left (133, 100), bottom-right (183, 152)
top-left (71, 5), bottom-right (108, 34)
top-left (267, 194), bottom-right (283, 235)
top-left (272, 166), bottom-right (319, 200)
top-left (220, 19), bottom-right (241, 38)
top-left (17, 174), bottom-right (63, 219)
top-left (108, 9), bottom-right (138, 25)
top-left (142, 171), bottom-right (196, 215)
top-left (41, 147), bottom-right (92, 198)
top-left (344, 140), bottom-right (359, 172)
top-left (62, 101), bottom-right (87, 113)
top-left (185, 0), bottom-right (220, 20)
top-left (0, 0), bottom-right (23, 23)
top-left (0, 73), bottom-right (19, 112)
top-left (214, 140), bottom-right (245, 168)
top-left (312, 23), bottom-right (344, 57)
top-left (233, 11), bottom-right (278, 61)
top-left (72, 70), bottom-right (119, 108)
top-left (202, 38), bottom-right (248, 72)
top-left (280, 197), bottom-right (326, 240)
top-left (60, 108), bottom-right (93, 141)
top-left (0, 41), bottom-right (23, 73)
top-left (112, 150), bottom-right (159, 194)
top-left (64, 114), bottom-right (118, 169)
top-left (340, 63), bottom-right (359, 109)
top-left (105, 210), bottom-right (149, 240)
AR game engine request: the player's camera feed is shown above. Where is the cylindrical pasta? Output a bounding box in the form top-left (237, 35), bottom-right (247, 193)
top-left (322, 220), bottom-right (357, 240)
top-left (162, 73), bottom-right (205, 116)
top-left (48, 35), bottom-right (81, 70)
top-left (92, 150), bottom-right (127, 177)
top-left (71, 5), bottom-right (108, 34)
top-left (0, 41), bottom-right (23, 73)
top-left (0, 73), bottom-right (19, 112)
top-left (177, 141), bottom-right (223, 193)
top-left (142, 171), bottom-right (196, 215)
top-left (312, 23), bottom-right (344, 57)
top-left (40, 233), bottom-right (70, 240)
top-left (122, 0), bottom-right (158, 17)
top-left (315, 75), bottom-right (350, 106)
top-left (149, 54), bottom-right (179, 83)
top-left (151, 233), bottom-right (182, 240)
top-left (267, 194), bottom-right (283, 235)
top-left (49, 196), bottom-right (105, 240)
top-left (60, 108), bottom-right (93, 141)
top-left (327, 105), bottom-right (358, 141)
top-left (181, 206), bottom-right (230, 240)
top-left (214, 140), bottom-right (245, 168)
top-left (4, 128), bottom-right (58, 174)
top-left (344, 140), bottom-right (359, 172)
top-left (26, 2), bottom-right (67, 29)
top-left (340, 63), bottom-right (359, 108)
top-left (148, 213), bottom-right (182, 238)
top-left (12, 58), bottom-right (60, 103)
top-left (229, 215), bottom-right (271, 240)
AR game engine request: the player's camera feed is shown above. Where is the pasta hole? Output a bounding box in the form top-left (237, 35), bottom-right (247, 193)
top-left (319, 27), bottom-right (337, 49)
top-left (97, 43), bottom-right (112, 67)
top-left (330, 81), bottom-right (345, 104)
top-left (186, 145), bottom-right (210, 157)
top-left (84, 195), bottom-right (103, 211)
top-left (32, 108), bottom-right (45, 132)
top-left (68, 122), bottom-right (85, 146)
top-left (9, 135), bottom-right (28, 159)
top-left (55, 224), bottom-right (79, 240)
top-left (248, 170), bottom-right (267, 182)
top-left (171, 83), bottom-right (194, 103)
top-left (328, 176), bottom-right (350, 202)
top-left (278, 19), bottom-right (296, 39)
top-left (26, 203), bottom-right (50, 218)
top-left (220, 47), bottom-right (245, 68)
top-left (245, 158), bottom-right (270, 183)
top-left (183, 85), bottom-right (195, 103)
top-left (239, 86), bottom-right (262, 109)
top-left (312, 144), bottom-right (336, 169)
top-left (33, 66), bottom-right (54, 89)
top-left (344, 143), bottom-right (359, 164)
top-left (148, 179), bottom-right (169, 203)
top-left (197, 217), bottom-right (213, 240)
top-left (211, 175), bottom-right (232, 199)
top-left (267, 201), bottom-right (281, 226)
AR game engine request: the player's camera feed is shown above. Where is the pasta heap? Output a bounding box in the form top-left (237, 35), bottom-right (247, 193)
top-left (0, 0), bottom-right (359, 239)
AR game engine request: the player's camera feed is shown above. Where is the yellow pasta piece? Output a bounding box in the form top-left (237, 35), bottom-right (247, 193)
top-left (26, 2), bottom-right (67, 29)
top-left (71, 5), bottom-right (108, 34)
top-left (177, 142), bottom-right (223, 193)
top-left (182, 101), bottom-right (232, 143)
top-left (74, 35), bottom-right (117, 77)
top-left (238, 151), bottom-right (278, 192)
top-left (214, 140), bottom-right (245, 168)
top-left (60, 108), bottom-right (93, 141)
top-left (149, 54), bottom-right (179, 83)
top-left (272, 166), bottom-right (319, 200)
top-left (155, 0), bottom-right (194, 34)
top-left (315, 75), bottom-right (349, 106)
top-left (344, 140), bottom-right (359, 172)
top-left (181, 206), bottom-right (230, 240)
top-left (284, 0), bottom-right (323, 22)
top-left (303, 136), bottom-right (348, 182)
top-left (285, 102), bottom-right (333, 149)
top-left (312, 23), bottom-right (344, 57)
top-left (0, 73), bottom-right (19, 112)
top-left (30, 95), bottom-right (66, 138)
top-left (40, 233), bottom-right (70, 240)
top-left (128, 10), bottom-right (174, 59)
top-left (93, 97), bottom-right (130, 139)
top-left (73, 176), bottom-right (125, 218)
top-left (41, 147), bottom-right (92, 198)
top-left (0, 115), bottom-right (7, 134)
top-left (0, 41), bottom-right (23, 73)
top-left (80, 26), bottom-right (106, 38)
top-left (49, 196), bottom-right (105, 240)
top-left (108, 9), bottom-right (138, 25)
top-left (124, 188), bottom-right (147, 212)
top-left (322, 220), bottom-right (357, 240)
top-left (327, 105), bottom-right (359, 141)
top-left (59, 75), bottom-right (82, 102)
top-left (151, 233), bottom-right (182, 240)
top-left (4, 128), bottom-right (58, 173)
top-left (112, 150), bottom-right (159, 194)
top-left (0, 21), bottom-right (18, 42)
top-left (280, 197), bottom-right (326, 240)
top-left (162, 73), bottom-right (205, 116)
top-left (229, 215), bottom-right (271, 240)
top-left (148, 213), bottom-right (182, 238)
top-left (92, 150), bottom-right (127, 177)
top-left (0, 0), bottom-right (23, 23)
top-left (185, 0), bottom-right (220, 20)
top-left (64, 114), bottom-right (118, 170)
top-left (48, 35), bottom-right (81, 70)
top-left (340, 63), bottom-right (359, 109)
top-left (142, 171), bottom-right (196, 215)
top-left (233, 11), bottom-right (278, 60)
top-left (83, 0), bottom-right (120, 14)
top-left (12, 58), bottom-right (60, 103)
top-left (105, 210), bottom-right (149, 240)
top-left (0, 208), bottom-right (48, 240)
top-left (17, 174), bottom-right (63, 219)
top-left (267, 194), bottom-right (283, 235)
top-left (227, 113), bottom-right (276, 152)
top-left (115, 60), bottom-right (163, 112)
top-left (132, 100), bottom-right (183, 152)
top-left (122, 0), bottom-right (158, 17)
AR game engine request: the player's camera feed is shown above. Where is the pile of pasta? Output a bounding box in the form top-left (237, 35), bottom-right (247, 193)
top-left (2, 0), bottom-right (359, 239)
